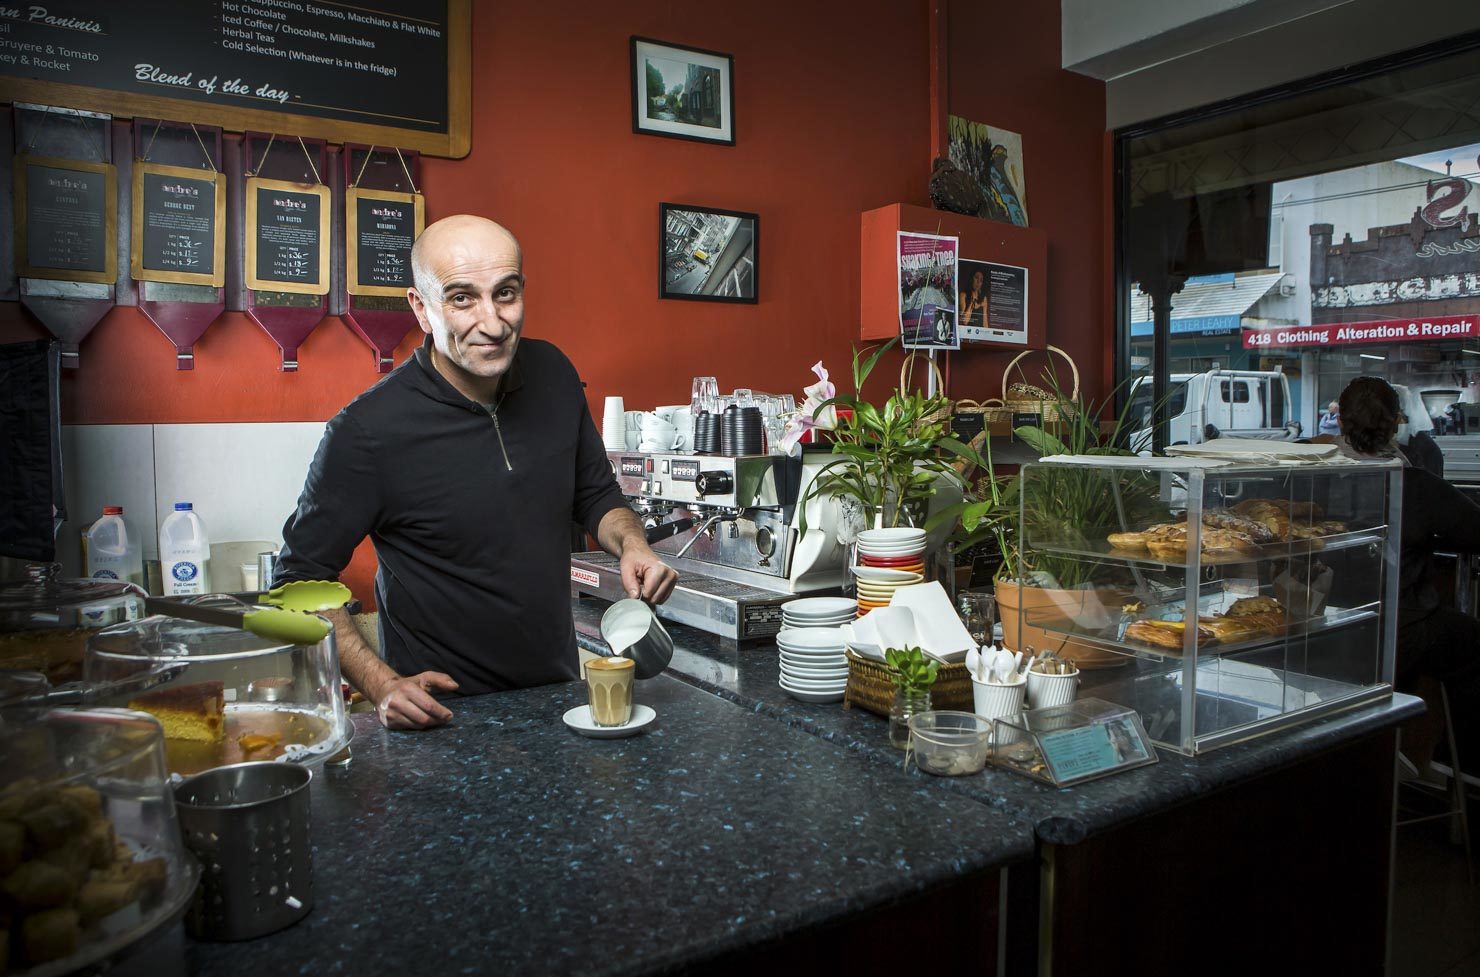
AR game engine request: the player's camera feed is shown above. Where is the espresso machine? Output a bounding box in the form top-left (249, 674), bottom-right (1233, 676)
top-left (570, 450), bottom-right (852, 642)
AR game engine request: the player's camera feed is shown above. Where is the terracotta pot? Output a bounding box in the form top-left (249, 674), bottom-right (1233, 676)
top-left (994, 578), bottom-right (1129, 669)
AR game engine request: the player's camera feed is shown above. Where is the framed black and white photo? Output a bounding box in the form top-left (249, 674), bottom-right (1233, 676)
top-left (659, 203), bottom-right (757, 303)
top-left (632, 37), bottom-right (734, 145)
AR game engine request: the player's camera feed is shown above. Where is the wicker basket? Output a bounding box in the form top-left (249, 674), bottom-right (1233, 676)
top-left (1002, 345), bottom-right (1079, 423)
top-left (843, 649), bottom-right (975, 717)
top-left (899, 352), bottom-right (953, 431)
top-left (953, 397), bottom-right (1012, 424)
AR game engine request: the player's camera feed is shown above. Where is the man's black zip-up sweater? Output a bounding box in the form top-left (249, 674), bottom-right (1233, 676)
top-left (277, 338), bottom-right (628, 693)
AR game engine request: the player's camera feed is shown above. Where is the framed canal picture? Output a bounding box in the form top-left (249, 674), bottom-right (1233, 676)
top-left (244, 176), bottom-right (331, 294)
top-left (345, 187), bottom-right (424, 297)
top-left (631, 37), bottom-right (734, 145)
top-left (130, 161), bottom-right (226, 287)
top-left (13, 155), bottom-right (117, 284)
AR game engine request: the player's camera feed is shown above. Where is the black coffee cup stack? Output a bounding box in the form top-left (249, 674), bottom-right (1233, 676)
top-left (693, 412), bottom-right (722, 454)
top-left (721, 405), bottom-right (765, 456)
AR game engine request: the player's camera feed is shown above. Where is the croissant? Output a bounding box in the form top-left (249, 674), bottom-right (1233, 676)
top-left (1125, 619), bottom-right (1214, 649)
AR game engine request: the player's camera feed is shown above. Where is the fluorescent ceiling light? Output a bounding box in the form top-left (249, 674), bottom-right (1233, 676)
top-left (1464, 349), bottom-right (1480, 356)
top-left (1359, 353), bottom-right (1385, 360)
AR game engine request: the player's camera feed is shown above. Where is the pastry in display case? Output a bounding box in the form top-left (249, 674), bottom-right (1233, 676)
top-left (83, 606), bottom-right (353, 777)
top-left (0, 707), bottom-right (198, 975)
top-left (1014, 458), bottom-right (1400, 755)
top-left (0, 565), bottom-right (146, 686)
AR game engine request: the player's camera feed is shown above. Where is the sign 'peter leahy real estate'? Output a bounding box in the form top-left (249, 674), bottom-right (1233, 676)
top-left (0, 0), bottom-right (471, 157)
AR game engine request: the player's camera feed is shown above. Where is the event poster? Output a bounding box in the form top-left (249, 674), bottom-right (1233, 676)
top-left (898, 231), bottom-right (959, 350)
top-left (959, 258), bottom-right (1029, 345)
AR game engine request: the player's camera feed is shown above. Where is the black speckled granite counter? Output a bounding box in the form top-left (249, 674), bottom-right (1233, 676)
top-left (188, 673), bottom-right (1030, 977)
top-left (573, 597), bottom-right (1423, 845)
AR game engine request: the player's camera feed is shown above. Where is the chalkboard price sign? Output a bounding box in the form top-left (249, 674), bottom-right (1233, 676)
top-left (245, 177), bottom-right (331, 294)
top-left (0, 0), bottom-right (471, 158)
top-left (346, 187), bottom-right (424, 297)
top-left (131, 162), bottom-right (226, 286)
top-left (14, 155), bottom-right (117, 284)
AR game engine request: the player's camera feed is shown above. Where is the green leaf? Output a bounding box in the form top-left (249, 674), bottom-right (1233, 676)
top-left (1013, 426), bottom-right (1068, 457)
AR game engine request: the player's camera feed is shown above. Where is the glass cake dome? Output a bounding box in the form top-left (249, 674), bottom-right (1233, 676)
top-left (83, 604), bottom-right (352, 778)
top-left (0, 707), bottom-right (197, 975)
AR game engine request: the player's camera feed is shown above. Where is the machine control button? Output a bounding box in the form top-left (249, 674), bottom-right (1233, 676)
top-left (755, 527), bottom-right (776, 557)
top-left (695, 471), bottom-right (734, 496)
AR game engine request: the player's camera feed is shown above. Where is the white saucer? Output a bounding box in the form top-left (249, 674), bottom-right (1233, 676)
top-left (562, 704), bottom-right (656, 739)
top-left (778, 680), bottom-right (846, 704)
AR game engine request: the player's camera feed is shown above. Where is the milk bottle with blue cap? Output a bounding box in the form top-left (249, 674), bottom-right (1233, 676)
top-left (159, 502), bottom-right (211, 595)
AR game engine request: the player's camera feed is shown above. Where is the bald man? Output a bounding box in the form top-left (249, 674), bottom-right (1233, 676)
top-left (278, 216), bottom-right (677, 729)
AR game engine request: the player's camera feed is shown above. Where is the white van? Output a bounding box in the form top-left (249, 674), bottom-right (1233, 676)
top-left (1127, 370), bottom-right (1299, 450)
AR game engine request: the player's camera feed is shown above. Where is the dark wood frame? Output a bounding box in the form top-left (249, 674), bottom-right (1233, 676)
top-left (659, 202), bottom-right (758, 304)
top-left (345, 186), bottom-right (424, 297)
top-left (130, 160), bottom-right (226, 287)
top-left (244, 176), bottom-right (332, 295)
top-left (1, 0), bottom-right (472, 158)
top-left (13, 154), bottom-right (118, 284)
top-left (631, 37), bottom-right (735, 146)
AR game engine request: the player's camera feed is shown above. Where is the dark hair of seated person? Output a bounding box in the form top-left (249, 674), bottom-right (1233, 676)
top-left (1337, 375), bottom-right (1399, 455)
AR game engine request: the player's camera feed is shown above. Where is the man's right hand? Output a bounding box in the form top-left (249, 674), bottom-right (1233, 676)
top-left (374, 671), bottom-right (459, 729)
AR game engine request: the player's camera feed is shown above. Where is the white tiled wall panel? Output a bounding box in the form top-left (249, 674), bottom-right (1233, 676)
top-left (59, 425), bottom-right (156, 576)
top-left (59, 422), bottom-right (327, 580)
top-left (151, 422), bottom-right (325, 550)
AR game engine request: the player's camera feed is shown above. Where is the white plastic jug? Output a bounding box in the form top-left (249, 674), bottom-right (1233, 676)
top-left (86, 506), bottom-right (144, 586)
top-left (159, 502), bottom-right (211, 596)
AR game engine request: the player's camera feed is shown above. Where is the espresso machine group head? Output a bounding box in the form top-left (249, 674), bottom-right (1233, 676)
top-left (570, 450), bottom-right (850, 642)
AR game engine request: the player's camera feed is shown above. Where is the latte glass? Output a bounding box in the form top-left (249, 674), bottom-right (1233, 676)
top-left (585, 657), bottom-right (636, 726)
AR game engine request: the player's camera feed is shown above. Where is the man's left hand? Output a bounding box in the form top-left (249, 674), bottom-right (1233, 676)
top-left (620, 547), bottom-right (678, 603)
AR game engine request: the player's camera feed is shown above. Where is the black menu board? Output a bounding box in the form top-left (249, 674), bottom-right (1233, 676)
top-left (346, 187), bottom-right (423, 296)
top-left (14, 156), bottom-right (117, 284)
top-left (245, 177), bottom-right (330, 294)
top-left (131, 163), bottom-right (226, 286)
top-left (0, 1), bottom-right (471, 158)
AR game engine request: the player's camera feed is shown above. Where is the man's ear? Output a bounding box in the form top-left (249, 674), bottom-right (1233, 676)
top-left (407, 287), bottom-right (432, 334)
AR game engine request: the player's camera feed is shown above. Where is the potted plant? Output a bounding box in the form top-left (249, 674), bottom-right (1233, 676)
top-left (932, 380), bottom-right (1160, 668)
top-left (790, 340), bottom-right (973, 538)
top-left (884, 645), bottom-right (938, 749)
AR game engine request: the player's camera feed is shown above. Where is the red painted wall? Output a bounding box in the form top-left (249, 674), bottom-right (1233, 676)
top-left (1, 0), bottom-right (1108, 601)
top-left (942, 1), bottom-right (1110, 405)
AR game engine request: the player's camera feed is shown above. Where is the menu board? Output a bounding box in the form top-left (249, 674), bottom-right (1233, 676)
top-left (13, 155), bottom-right (117, 284)
top-left (346, 187), bottom-right (423, 296)
top-left (244, 177), bottom-right (330, 294)
top-left (131, 162), bottom-right (226, 286)
top-left (0, 0), bottom-right (471, 158)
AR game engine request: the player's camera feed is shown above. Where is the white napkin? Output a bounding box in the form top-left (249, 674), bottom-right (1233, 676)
top-left (887, 582), bottom-right (975, 663)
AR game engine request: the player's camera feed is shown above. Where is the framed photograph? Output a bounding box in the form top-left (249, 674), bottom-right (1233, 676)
top-left (632, 37), bottom-right (734, 145)
top-left (659, 203), bottom-right (757, 303)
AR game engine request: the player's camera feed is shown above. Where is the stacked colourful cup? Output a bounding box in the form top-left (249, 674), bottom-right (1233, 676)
top-left (855, 528), bottom-right (927, 616)
top-left (851, 565), bottom-right (924, 617)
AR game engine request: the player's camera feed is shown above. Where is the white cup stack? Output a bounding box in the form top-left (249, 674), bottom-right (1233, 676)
top-left (602, 396), bottom-right (627, 451)
top-left (775, 626), bottom-right (848, 703)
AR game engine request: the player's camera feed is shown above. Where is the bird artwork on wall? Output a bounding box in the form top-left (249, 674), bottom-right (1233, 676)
top-left (945, 115), bottom-right (1030, 227)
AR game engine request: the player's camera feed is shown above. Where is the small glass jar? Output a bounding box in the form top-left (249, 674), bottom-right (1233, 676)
top-left (889, 686), bottom-right (932, 749)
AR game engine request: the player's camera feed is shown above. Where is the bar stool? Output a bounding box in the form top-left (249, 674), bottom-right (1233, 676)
top-left (1398, 682), bottom-right (1474, 885)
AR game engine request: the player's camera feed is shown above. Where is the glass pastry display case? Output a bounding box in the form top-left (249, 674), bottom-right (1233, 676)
top-left (0, 565), bottom-right (146, 685)
top-left (0, 707), bottom-right (198, 975)
top-left (83, 606), bottom-right (352, 777)
top-left (1013, 458), bottom-right (1400, 755)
